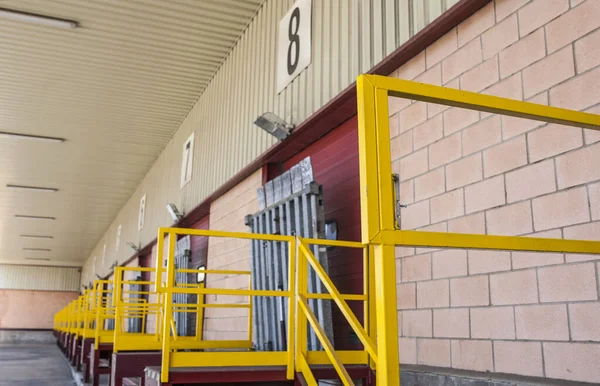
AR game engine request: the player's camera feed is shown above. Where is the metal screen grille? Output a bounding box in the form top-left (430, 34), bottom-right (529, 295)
top-left (174, 236), bottom-right (194, 337)
top-left (247, 157), bottom-right (333, 351)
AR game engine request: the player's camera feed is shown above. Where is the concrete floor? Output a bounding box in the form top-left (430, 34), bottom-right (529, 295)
top-left (0, 343), bottom-right (75, 386)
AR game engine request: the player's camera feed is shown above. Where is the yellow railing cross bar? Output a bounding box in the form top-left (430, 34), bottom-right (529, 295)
top-left (298, 295), bottom-right (354, 386)
top-left (298, 239), bottom-right (378, 364)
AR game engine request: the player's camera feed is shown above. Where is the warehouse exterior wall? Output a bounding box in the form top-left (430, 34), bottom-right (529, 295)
top-left (80, 0), bottom-right (464, 285)
top-left (390, 0), bottom-right (600, 383)
top-left (0, 290), bottom-right (79, 329)
top-left (203, 170), bottom-right (262, 341)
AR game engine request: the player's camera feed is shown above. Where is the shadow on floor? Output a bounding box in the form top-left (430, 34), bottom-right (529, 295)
top-left (0, 343), bottom-right (75, 386)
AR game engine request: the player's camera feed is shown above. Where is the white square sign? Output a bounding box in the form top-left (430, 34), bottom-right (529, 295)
top-left (277, 0), bottom-right (312, 93)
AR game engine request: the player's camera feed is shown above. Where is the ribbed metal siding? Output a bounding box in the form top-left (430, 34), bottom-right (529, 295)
top-left (82, 0), bottom-right (459, 284)
top-left (0, 264), bottom-right (80, 292)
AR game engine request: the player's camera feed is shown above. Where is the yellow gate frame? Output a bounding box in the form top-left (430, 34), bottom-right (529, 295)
top-left (356, 74), bottom-right (600, 384)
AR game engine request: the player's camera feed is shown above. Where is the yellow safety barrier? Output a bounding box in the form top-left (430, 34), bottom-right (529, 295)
top-left (356, 74), bottom-right (600, 385)
top-left (93, 279), bottom-right (115, 349)
top-left (53, 75), bottom-right (600, 386)
top-left (113, 266), bottom-right (163, 352)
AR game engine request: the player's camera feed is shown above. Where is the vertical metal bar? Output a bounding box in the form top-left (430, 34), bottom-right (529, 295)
top-left (270, 206), bottom-right (282, 351)
top-left (301, 192), bottom-right (318, 350)
top-left (257, 214), bottom-right (272, 350)
top-left (279, 203), bottom-right (289, 349)
top-left (160, 232), bottom-right (177, 384)
top-left (309, 192), bottom-right (328, 344)
top-left (264, 207), bottom-right (278, 351)
top-left (286, 238), bottom-right (296, 380)
top-left (250, 217), bottom-right (262, 349)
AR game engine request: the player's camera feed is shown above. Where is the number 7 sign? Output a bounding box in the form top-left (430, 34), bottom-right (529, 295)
top-left (277, 0), bottom-right (312, 93)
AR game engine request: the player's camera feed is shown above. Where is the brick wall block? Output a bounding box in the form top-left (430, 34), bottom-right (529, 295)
top-left (399, 337), bottom-right (417, 364)
top-left (528, 123), bottom-right (583, 163)
top-left (505, 159), bottom-right (556, 203)
top-left (413, 115), bottom-right (443, 151)
top-left (429, 132), bottom-right (462, 169)
top-left (522, 45), bottom-right (575, 99)
top-left (395, 51), bottom-right (426, 80)
top-left (470, 306), bottom-right (516, 339)
top-left (458, 2), bottom-right (494, 47)
top-left (574, 28), bottom-right (600, 74)
top-left (468, 250), bottom-right (511, 274)
top-left (415, 168), bottom-right (445, 202)
top-left (590, 182), bottom-right (600, 221)
top-left (400, 179), bottom-right (414, 205)
top-left (443, 107), bottom-right (480, 136)
top-left (465, 175), bottom-right (506, 215)
top-left (399, 102), bottom-right (428, 133)
top-left (442, 39), bottom-right (483, 83)
top-left (400, 148), bottom-right (428, 180)
top-left (550, 66), bottom-right (600, 111)
top-left (431, 189), bottom-right (465, 223)
top-left (397, 282), bottom-right (416, 310)
top-left (512, 251), bottom-right (564, 269)
top-left (448, 212), bottom-right (486, 234)
top-left (490, 269), bottom-right (538, 305)
top-left (433, 308), bottom-right (469, 338)
top-left (426, 29), bottom-right (458, 69)
top-left (402, 254), bottom-right (432, 282)
top-left (450, 276), bottom-right (489, 307)
top-left (417, 338), bottom-right (451, 367)
top-left (462, 116), bottom-right (502, 156)
top-left (532, 187), bottom-right (590, 231)
top-left (432, 249), bottom-right (468, 279)
top-left (486, 201), bottom-right (533, 236)
top-left (569, 302), bottom-right (600, 341)
top-left (451, 340), bottom-right (494, 372)
top-left (555, 142), bottom-right (600, 189)
top-left (544, 342), bottom-right (600, 383)
top-left (402, 310), bottom-right (432, 337)
top-left (517, 0), bottom-right (569, 37)
top-left (446, 152), bottom-right (483, 191)
top-left (498, 28), bottom-right (545, 79)
top-left (538, 263), bottom-right (598, 302)
top-left (494, 341), bottom-right (544, 377)
top-left (483, 135), bottom-right (527, 178)
top-left (417, 279), bottom-right (450, 309)
top-left (515, 304), bottom-right (569, 340)
top-left (400, 199), bottom-right (430, 230)
top-left (546, 0), bottom-right (600, 53)
top-left (460, 56), bottom-right (500, 93)
top-left (390, 129), bottom-right (413, 159)
top-left (496, 0), bottom-right (529, 22)
top-left (482, 14), bottom-right (518, 59)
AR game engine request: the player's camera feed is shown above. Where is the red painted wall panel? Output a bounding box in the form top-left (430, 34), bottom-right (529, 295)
top-left (283, 116), bottom-right (362, 349)
top-left (190, 215), bottom-right (210, 268)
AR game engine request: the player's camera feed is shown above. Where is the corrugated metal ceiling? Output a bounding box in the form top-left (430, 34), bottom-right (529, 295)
top-left (0, 0), bottom-right (265, 266)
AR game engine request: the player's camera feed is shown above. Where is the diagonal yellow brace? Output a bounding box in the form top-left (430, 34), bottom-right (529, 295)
top-left (298, 240), bottom-right (378, 364)
top-left (298, 295), bottom-right (354, 386)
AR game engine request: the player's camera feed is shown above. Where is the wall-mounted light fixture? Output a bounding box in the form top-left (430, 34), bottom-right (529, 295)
top-left (23, 248), bottom-right (51, 252)
top-left (7, 184), bottom-right (58, 192)
top-left (127, 242), bottom-right (140, 252)
top-left (15, 214), bottom-right (56, 220)
top-left (166, 203), bottom-right (184, 222)
top-left (20, 234), bottom-right (54, 239)
top-left (0, 131), bottom-right (66, 143)
top-left (0, 8), bottom-right (78, 29)
top-left (197, 265), bottom-right (206, 284)
top-left (254, 112), bottom-right (294, 141)
top-left (25, 257), bottom-right (50, 261)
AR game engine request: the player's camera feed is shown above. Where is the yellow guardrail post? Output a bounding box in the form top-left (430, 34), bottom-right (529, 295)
top-left (160, 231), bottom-right (177, 383)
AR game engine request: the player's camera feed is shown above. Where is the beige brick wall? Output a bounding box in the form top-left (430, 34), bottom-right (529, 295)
top-left (391, 1), bottom-right (600, 383)
top-left (0, 289), bottom-right (79, 329)
top-left (203, 169), bottom-right (262, 341)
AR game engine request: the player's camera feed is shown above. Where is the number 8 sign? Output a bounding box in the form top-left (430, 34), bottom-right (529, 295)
top-left (277, 0), bottom-right (312, 93)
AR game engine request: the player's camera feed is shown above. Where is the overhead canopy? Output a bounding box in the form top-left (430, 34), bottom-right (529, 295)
top-left (0, 0), bottom-right (265, 266)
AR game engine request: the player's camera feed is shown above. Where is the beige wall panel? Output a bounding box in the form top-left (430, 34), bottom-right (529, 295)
top-left (0, 289), bottom-right (79, 329)
top-left (391, 0), bottom-right (600, 383)
top-left (82, 0), bottom-right (455, 284)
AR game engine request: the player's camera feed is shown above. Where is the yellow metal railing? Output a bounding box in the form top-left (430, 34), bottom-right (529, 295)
top-left (94, 279), bottom-right (115, 349)
top-left (53, 75), bottom-right (600, 386)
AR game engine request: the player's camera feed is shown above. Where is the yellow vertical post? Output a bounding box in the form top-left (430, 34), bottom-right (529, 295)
top-left (196, 282), bottom-right (205, 341)
top-left (295, 237), bottom-right (308, 374)
top-left (94, 281), bottom-right (101, 349)
top-left (286, 238), bottom-right (296, 380)
top-left (113, 268), bottom-right (122, 352)
top-left (357, 75), bottom-right (381, 244)
top-left (247, 277), bottom-right (252, 344)
top-left (160, 232), bottom-right (177, 383)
